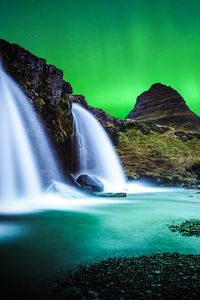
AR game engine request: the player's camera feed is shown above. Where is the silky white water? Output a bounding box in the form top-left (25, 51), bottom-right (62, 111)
top-left (0, 65), bottom-right (62, 202)
top-left (72, 103), bottom-right (126, 192)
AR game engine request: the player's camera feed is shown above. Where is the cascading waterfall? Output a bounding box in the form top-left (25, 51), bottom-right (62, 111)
top-left (72, 103), bottom-right (126, 192)
top-left (0, 64), bottom-right (62, 202)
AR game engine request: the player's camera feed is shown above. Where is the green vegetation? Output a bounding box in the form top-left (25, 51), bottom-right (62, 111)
top-left (53, 94), bottom-right (72, 144)
top-left (116, 124), bottom-right (200, 185)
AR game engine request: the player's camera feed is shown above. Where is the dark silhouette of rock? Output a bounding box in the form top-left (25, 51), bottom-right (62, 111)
top-left (0, 39), bottom-right (72, 104)
top-left (187, 163), bottom-right (200, 180)
top-left (76, 174), bottom-right (104, 192)
top-left (127, 83), bottom-right (200, 133)
top-left (174, 131), bottom-right (192, 142)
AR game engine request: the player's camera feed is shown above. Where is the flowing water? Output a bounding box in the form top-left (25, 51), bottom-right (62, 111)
top-left (0, 188), bottom-right (200, 297)
top-left (72, 103), bottom-right (126, 192)
top-left (0, 65), bottom-right (62, 203)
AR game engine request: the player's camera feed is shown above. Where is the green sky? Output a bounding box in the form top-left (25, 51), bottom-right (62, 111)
top-left (1, 0), bottom-right (200, 118)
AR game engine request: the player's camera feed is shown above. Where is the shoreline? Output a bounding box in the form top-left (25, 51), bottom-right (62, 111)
top-left (52, 252), bottom-right (200, 300)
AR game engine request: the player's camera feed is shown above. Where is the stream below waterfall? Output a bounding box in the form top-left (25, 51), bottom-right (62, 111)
top-left (0, 187), bottom-right (200, 295)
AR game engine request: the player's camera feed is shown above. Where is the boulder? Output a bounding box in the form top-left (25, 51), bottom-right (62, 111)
top-left (175, 131), bottom-right (192, 142)
top-left (75, 174), bottom-right (104, 193)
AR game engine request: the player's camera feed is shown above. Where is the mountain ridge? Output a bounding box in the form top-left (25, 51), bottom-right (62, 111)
top-left (127, 83), bottom-right (200, 133)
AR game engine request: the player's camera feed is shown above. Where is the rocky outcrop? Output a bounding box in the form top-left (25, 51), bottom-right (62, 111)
top-left (0, 39), bottom-right (73, 172)
top-left (127, 83), bottom-right (200, 133)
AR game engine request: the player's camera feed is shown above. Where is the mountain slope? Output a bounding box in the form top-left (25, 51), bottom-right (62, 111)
top-left (127, 83), bottom-right (200, 133)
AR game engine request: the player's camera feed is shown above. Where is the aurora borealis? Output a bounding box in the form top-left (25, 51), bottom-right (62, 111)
top-left (1, 0), bottom-right (200, 118)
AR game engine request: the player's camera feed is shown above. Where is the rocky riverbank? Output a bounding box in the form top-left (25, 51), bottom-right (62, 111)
top-left (52, 253), bottom-right (200, 299)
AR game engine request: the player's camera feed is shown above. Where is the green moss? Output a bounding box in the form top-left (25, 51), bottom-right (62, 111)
top-left (117, 126), bottom-right (200, 184)
top-left (53, 96), bottom-right (72, 144)
top-left (35, 97), bottom-right (46, 112)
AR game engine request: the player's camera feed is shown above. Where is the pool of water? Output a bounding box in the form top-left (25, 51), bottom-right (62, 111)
top-left (0, 187), bottom-right (200, 293)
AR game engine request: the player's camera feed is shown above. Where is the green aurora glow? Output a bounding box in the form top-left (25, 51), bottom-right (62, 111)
top-left (1, 0), bottom-right (200, 118)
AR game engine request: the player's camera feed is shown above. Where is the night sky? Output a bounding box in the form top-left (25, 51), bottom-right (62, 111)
top-left (1, 0), bottom-right (200, 118)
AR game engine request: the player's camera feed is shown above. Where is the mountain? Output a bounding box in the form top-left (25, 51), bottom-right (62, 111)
top-left (127, 83), bottom-right (200, 133)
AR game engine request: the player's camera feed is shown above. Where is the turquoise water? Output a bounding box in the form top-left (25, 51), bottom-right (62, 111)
top-left (0, 187), bottom-right (200, 292)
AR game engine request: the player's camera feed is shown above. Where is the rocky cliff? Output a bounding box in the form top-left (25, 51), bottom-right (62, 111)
top-left (127, 83), bottom-right (200, 133)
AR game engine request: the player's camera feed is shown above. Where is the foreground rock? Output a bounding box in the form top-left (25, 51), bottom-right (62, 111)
top-left (93, 192), bottom-right (126, 197)
top-left (76, 174), bottom-right (104, 193)
top-left (127, 83), bottom-right (200, 133)
top-left (169, 219), bottom-right (200, 237)
top-left (52, 253), bottom-right (200, 299)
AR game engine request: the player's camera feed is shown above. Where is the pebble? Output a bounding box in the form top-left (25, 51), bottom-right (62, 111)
top-left (52, 253), bottom-right (200, 299)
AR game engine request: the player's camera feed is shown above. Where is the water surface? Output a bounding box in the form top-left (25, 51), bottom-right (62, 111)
top-left (0, 187), bottom-right (199, 292)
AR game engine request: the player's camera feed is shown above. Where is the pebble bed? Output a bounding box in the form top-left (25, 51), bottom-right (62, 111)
top-left (52, 253), bottom-right (200, 299)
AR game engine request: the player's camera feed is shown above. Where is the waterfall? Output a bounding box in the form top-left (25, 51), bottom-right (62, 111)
top-left (72, 103), bottom-right (126, 192)
top-left (0, 64), bottom-right (62, 201)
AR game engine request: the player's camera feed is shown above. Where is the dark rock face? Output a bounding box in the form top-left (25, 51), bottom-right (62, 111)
top-left (174, 131), bottom-right (192, 142)
top-left (127, 83), bottom-right (200, 133)
top-left (187, 163), bottom-right (200, 180)
top-left (76, 174), bottom-right (104, 193)
top-left (0, 39), bottom-right (73, 172)
top-left (70, 94), bottom-right (88, 108)
top-left (0, 39), bottom-right (72, 104)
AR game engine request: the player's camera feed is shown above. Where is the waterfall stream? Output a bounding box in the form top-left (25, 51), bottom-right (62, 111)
top-left (0, 65), bottom-right (62, 202)
top-left (72, 103), bottom-right (126, 192)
